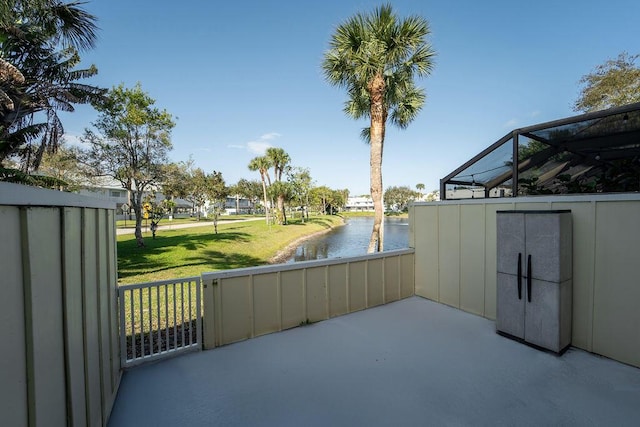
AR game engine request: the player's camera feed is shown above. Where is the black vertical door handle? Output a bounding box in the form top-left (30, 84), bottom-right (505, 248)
top-left (517, 253), bottom-right (522, 300)
top-left (527, 254), bottom-right (532, 303)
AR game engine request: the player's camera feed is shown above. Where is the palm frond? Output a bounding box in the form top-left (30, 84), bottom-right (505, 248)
top-left (49, 0), bottom-right (99, 51)
top-left (360, 127), bottom-right (371, 144)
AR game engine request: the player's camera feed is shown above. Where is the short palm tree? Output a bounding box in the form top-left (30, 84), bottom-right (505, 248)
top-left (266, 147), bottom-right (291, 224)
top-left (322, 4), bottom-right (435, 252)
top-left (248, 155), bottom-right (273, 224)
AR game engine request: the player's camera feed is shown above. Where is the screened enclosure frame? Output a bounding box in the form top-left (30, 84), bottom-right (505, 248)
top-left (440, 102), bottom-right (640, 200)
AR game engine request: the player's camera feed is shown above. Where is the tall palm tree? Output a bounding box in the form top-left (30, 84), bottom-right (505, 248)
top-left (248, 155), bottom-right (273, 224)
top-left (265, 147), bottom-right (291, 224)
top-left (322, 4), bottom-right (435, 252)
top-left (416, 182), bottom-right (425, 200)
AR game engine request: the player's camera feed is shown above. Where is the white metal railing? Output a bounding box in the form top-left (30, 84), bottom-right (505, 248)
top-left (118, 276), bottom-right (202, 367)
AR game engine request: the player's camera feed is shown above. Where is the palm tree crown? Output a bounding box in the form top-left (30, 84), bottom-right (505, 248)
top-left (322, 3), bottom-right (435, 128)
top-left (322, 4), bottom-right (435, 252)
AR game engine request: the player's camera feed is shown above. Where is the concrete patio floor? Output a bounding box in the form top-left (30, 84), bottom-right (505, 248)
top-left (109, 297), bottom-right (640, 426)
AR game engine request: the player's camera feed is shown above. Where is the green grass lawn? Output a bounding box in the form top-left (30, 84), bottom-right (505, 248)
top-left (117, 215), bottom-right (344, 284)
top-left (116, 214), bottom-right (262, 228)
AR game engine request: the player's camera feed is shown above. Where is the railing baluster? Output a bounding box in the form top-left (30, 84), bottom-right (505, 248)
top-left (181, 281), bottom-right (185, 348)
top-left (138, 288), bottom-right (144, 356)
top-left (156, 285), bottom-right (161, 353)
top-left (196, 278), bottom-right (202, 349)
top-left (165, 284), bottom-right (169, 352)
top-left (148, 286), bottom-right (152, 355)
top-left (173, 282), bottom-right (177, 350)
top-left (187, 281), bottom-right (193, 345)
top-left (129, 289), bottom-right (135, 359)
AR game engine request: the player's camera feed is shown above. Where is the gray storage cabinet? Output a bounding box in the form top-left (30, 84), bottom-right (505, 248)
top-left (496, 210), bottom-right (572, 353)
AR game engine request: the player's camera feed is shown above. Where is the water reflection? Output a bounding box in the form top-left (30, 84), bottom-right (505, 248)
top-left (288, 216), bottom-right (409, 263)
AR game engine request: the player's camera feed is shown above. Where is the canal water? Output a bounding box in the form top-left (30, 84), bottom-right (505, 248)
top-left (287, 216), bottom-right (409, 263)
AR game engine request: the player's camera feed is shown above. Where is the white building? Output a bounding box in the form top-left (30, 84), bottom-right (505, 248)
top-left (344, 196), bottom-right (375, 212)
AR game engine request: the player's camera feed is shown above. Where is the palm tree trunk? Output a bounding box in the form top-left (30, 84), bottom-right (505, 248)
top-left (277, 194), bottom-right (286, 225)
top-left (367, 74), bottom-right (386, 253)
top-left (260, 176), bottom-right (269, 225)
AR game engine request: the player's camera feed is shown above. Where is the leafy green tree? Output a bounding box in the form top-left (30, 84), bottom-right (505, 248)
top-left (81, 83), bottom-right (175, 247)
top-left (205, 171), bottom-right (227, 234)
top-left (248, 155), bottom-right (273, 224)
top-left (236, 178), bottom-right (263, 214)
top-left (159, 160), bottom-right (191, 218)
top-left (265, 147), bottom-right (291, 224)
top-left (309, 185), bottom-right (345, 215)
top-left (185, 167), bottom-right (209, 221)
top-left (310, 185), bottom-right (332, 215)
top-left (384, 185), bottom-right (418, 212)
top-left (0, 0), bottom-right (104, 172)
top-left (574, 52), bottom-right (640, 112)
top-left (143, 195), bottom-right (175, 239)
top-left (425, 189), bottom-right (439, 202)
top-left (288, 166), bottom-right (313, 222)
top-left (323, 4), bottom-right (435, 252)
top-left (416, 183), bottom-right (425, 199)
top-left (37, 141), bottom-right (90, 191)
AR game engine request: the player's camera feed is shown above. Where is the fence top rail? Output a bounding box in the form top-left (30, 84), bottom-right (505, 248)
top-left (119, 276), bottom-right (201, 291)
top-left (201, 248), bottom-right (415, 281)
top-left (413, 192), bottom-right (640, 207)
top-left (0, 181), bottom-right (116, 209)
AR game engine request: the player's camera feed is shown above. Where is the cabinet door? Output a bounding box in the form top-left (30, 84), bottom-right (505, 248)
top-left (497, 213), bottom-right (525, 275)
top-left (524, 278), bottom-right (560, 352)
top-left (496, 272), bottom-right (525, 339)
top-left (525, 213), bottom-right (571, 283)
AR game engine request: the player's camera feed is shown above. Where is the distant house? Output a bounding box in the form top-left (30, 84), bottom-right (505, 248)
top-left (344, 196), bottom-right (375, 212)
top-left (223, 195), bottom-right (255, 215)
top-left (77, 178), bottom-right (191, 219)
top-left (76, 178), bottom-right (129, 212)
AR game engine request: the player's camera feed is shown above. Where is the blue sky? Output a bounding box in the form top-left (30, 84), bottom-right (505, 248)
top-left (61, 0), bottom-right (640, 195)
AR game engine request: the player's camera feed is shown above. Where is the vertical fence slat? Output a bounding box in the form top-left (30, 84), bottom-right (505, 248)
top-left (119, 288), bottom-right (126, 367)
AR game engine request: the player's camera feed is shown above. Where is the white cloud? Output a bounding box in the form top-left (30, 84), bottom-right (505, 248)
top-left (503, 118), bottom-right (518, 128)
top-left (227, 132), bottom-right (281, 155)
top-left (62, 133), bottom-right (86, 147)
top-left (247, 141), bottom-right (272, 155)
top-left (260, 132), bottom-right (281, 141)
top-left (530, 110), bottom-right (541, 118)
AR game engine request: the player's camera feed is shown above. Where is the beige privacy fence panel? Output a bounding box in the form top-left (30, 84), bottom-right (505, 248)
top-left (202, 249), bottom-right (415, 349)
top-left (0, 182), bottom-right (120, 427)
top-left (410, 194), bottom-right (640, 368)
